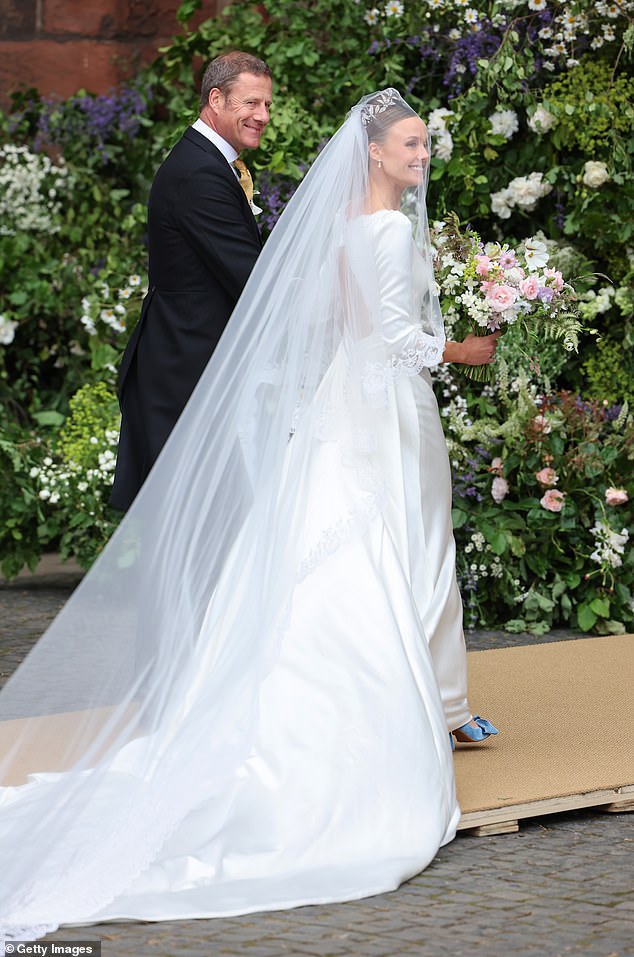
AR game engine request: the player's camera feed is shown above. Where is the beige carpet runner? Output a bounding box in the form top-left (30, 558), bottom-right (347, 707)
top-left (455, 635), bottom-right (634, 829)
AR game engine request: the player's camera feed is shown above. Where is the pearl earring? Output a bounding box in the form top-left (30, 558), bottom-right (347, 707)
top-left (377, 160), bottom-right (382, 169)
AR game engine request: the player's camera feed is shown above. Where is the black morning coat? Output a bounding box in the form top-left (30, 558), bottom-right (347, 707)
top-left (109, 127), bottom-right (263, 511)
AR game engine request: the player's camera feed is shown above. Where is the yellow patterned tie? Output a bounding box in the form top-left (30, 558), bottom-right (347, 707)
top-left (233, 158), bottom-right (254, 205)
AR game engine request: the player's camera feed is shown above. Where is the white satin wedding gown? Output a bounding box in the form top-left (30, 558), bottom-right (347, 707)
top-left (0, 210), bottom-right (468, 929)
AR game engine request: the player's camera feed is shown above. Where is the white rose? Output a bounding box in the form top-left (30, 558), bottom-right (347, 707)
top-left (433, 129), bottom-right (454, 162)
top-left (491, 188), bottom-right (513, 219)
top-left (528, 104), bottom-right (556, 134)
top-left (0, 317), bottom-right (18, 344)
top-left (492, 476), bottom-right (509, 503)
top-left (489, 109), bottom-right (519, 139)
top-left (582, 160), bottom-right (610, 188)
top-left (427, 108), bottom-right (454, 133)
top-left (510, 178), bottom-right (538, 206)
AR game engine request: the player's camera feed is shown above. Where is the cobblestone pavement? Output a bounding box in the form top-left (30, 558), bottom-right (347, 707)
top-left (1, 565), bottom-right (632, 957)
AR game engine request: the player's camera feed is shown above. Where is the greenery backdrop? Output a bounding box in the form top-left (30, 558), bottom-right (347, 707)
top-left (1, 0), bottom-right (632, 634)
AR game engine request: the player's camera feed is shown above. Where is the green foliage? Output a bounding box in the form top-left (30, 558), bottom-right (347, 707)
top-left (34, 383), bottom-right (122, 569)
top-left (0, 424), bottom-right (49, 578)
top-left (442, 370), bottom-right (634, 634)
top-left (0, 384), bottom-right (122, 576)
top-left (583, 338), bottom-right (634, 406)
top-left (1, 0), bottom-right (633, 617)
top-left (58, 382), bottom-right (120, 465)
top-left (539, 60), bottom-right (634, 155)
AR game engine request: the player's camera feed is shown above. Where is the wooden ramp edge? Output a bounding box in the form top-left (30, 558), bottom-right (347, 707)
top-left (457, 783), bottom-right (634, 836)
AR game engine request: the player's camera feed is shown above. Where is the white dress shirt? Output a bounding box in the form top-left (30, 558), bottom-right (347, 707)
top-left (191, 118), bottom-right (238, 166)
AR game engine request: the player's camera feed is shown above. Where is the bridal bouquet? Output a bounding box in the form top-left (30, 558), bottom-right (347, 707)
top-left (431, 214), bottom-right (583, 382)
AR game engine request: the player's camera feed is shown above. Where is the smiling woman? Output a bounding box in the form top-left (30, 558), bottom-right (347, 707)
top-left (0, 87), bottom-right (500, 941)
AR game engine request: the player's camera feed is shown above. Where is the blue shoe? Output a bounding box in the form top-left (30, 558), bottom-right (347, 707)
top-left (452, 715), bottom-right (499, 745)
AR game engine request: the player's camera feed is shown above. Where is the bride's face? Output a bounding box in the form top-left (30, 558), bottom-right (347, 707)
top-left (371, 116), bottom-right (429, 189)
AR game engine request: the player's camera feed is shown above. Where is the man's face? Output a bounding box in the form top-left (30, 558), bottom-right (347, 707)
top-left (210, 72), bottom-right (272, 153)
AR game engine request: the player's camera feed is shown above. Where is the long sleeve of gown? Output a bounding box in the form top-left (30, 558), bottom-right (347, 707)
top-left (372, 211), bottom-right (445, 371)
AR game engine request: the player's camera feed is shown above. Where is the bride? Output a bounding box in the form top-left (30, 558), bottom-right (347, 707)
top-left (0, 89), bottom-right (499, 937)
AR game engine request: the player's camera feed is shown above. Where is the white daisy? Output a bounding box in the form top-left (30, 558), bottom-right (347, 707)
top-left (384, 0), bottom-right (404, 15)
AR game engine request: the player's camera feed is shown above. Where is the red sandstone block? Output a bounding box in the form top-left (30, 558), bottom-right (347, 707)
top-left (0, 39), bottom-right (145, 103)
top-left (41, 1), bottom-right (220, 40)
top-left (153, 0), bottom-right (220, 35)
top-left (0, 0), bottom-right (37, 39)
top-left (42, 0), bottom-right (126, 38)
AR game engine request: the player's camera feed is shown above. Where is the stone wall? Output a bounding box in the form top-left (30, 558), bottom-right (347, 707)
top-left (0, 0), bottom-right (222, 107)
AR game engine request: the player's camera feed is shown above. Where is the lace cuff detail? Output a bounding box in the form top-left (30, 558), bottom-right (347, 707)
top-left (362, 328), bottom-right (445, 407)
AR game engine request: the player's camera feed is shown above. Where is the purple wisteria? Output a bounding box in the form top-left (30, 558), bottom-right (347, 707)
top-left (10, 84), bottom-right (152, 165)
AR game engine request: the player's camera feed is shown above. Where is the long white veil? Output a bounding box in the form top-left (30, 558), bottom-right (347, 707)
top-left (0, 90), bottom-right (446, 937)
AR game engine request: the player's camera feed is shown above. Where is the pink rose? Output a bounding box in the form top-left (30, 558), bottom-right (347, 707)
top-left (605, 487), bottom-right (628, 506)
top-left (519, 276), bottom-right (540, 300)
top-left (492, 476), bottom-right (509, 503)
top-left (486, 283), bottom-right (518, 313)
top-left (475, 255), bottom-right (492, 277)
top-left (544, 268), bottom-right (564, 292)
top-left (535, 467), bottom-right (558, 487)
top-left (540, 489), bottom-right (566, 512)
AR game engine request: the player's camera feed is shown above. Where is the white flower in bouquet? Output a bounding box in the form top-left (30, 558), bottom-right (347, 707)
top-left (523, 238), bottom-right (550, 270)
top-left (489, 109), bottom-right (519, 139)
top-left (582, 160), bottom-right (610, 188)
top-left (528, 104), bottom-right (556, 134)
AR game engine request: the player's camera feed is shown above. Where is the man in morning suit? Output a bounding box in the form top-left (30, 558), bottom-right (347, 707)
top-left (110, 51), bottom-right (273, 511)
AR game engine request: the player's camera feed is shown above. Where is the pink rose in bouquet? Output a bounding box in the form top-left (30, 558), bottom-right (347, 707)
top-left (544, 268), bottom-right (564, 292)
top-left (519, 276), bottom-right (540, 300)
top-left (485, 283), bottom-right (518, 314)
top-left (474, 255), bottom-right (492, 277)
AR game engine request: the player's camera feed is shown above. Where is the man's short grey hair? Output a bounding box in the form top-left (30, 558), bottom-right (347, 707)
top-left (200, 51), bottom-right (272, 111)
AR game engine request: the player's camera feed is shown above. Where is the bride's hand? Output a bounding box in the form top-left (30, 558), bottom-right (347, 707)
top-left (443, 331), bottom-right (501, 365)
